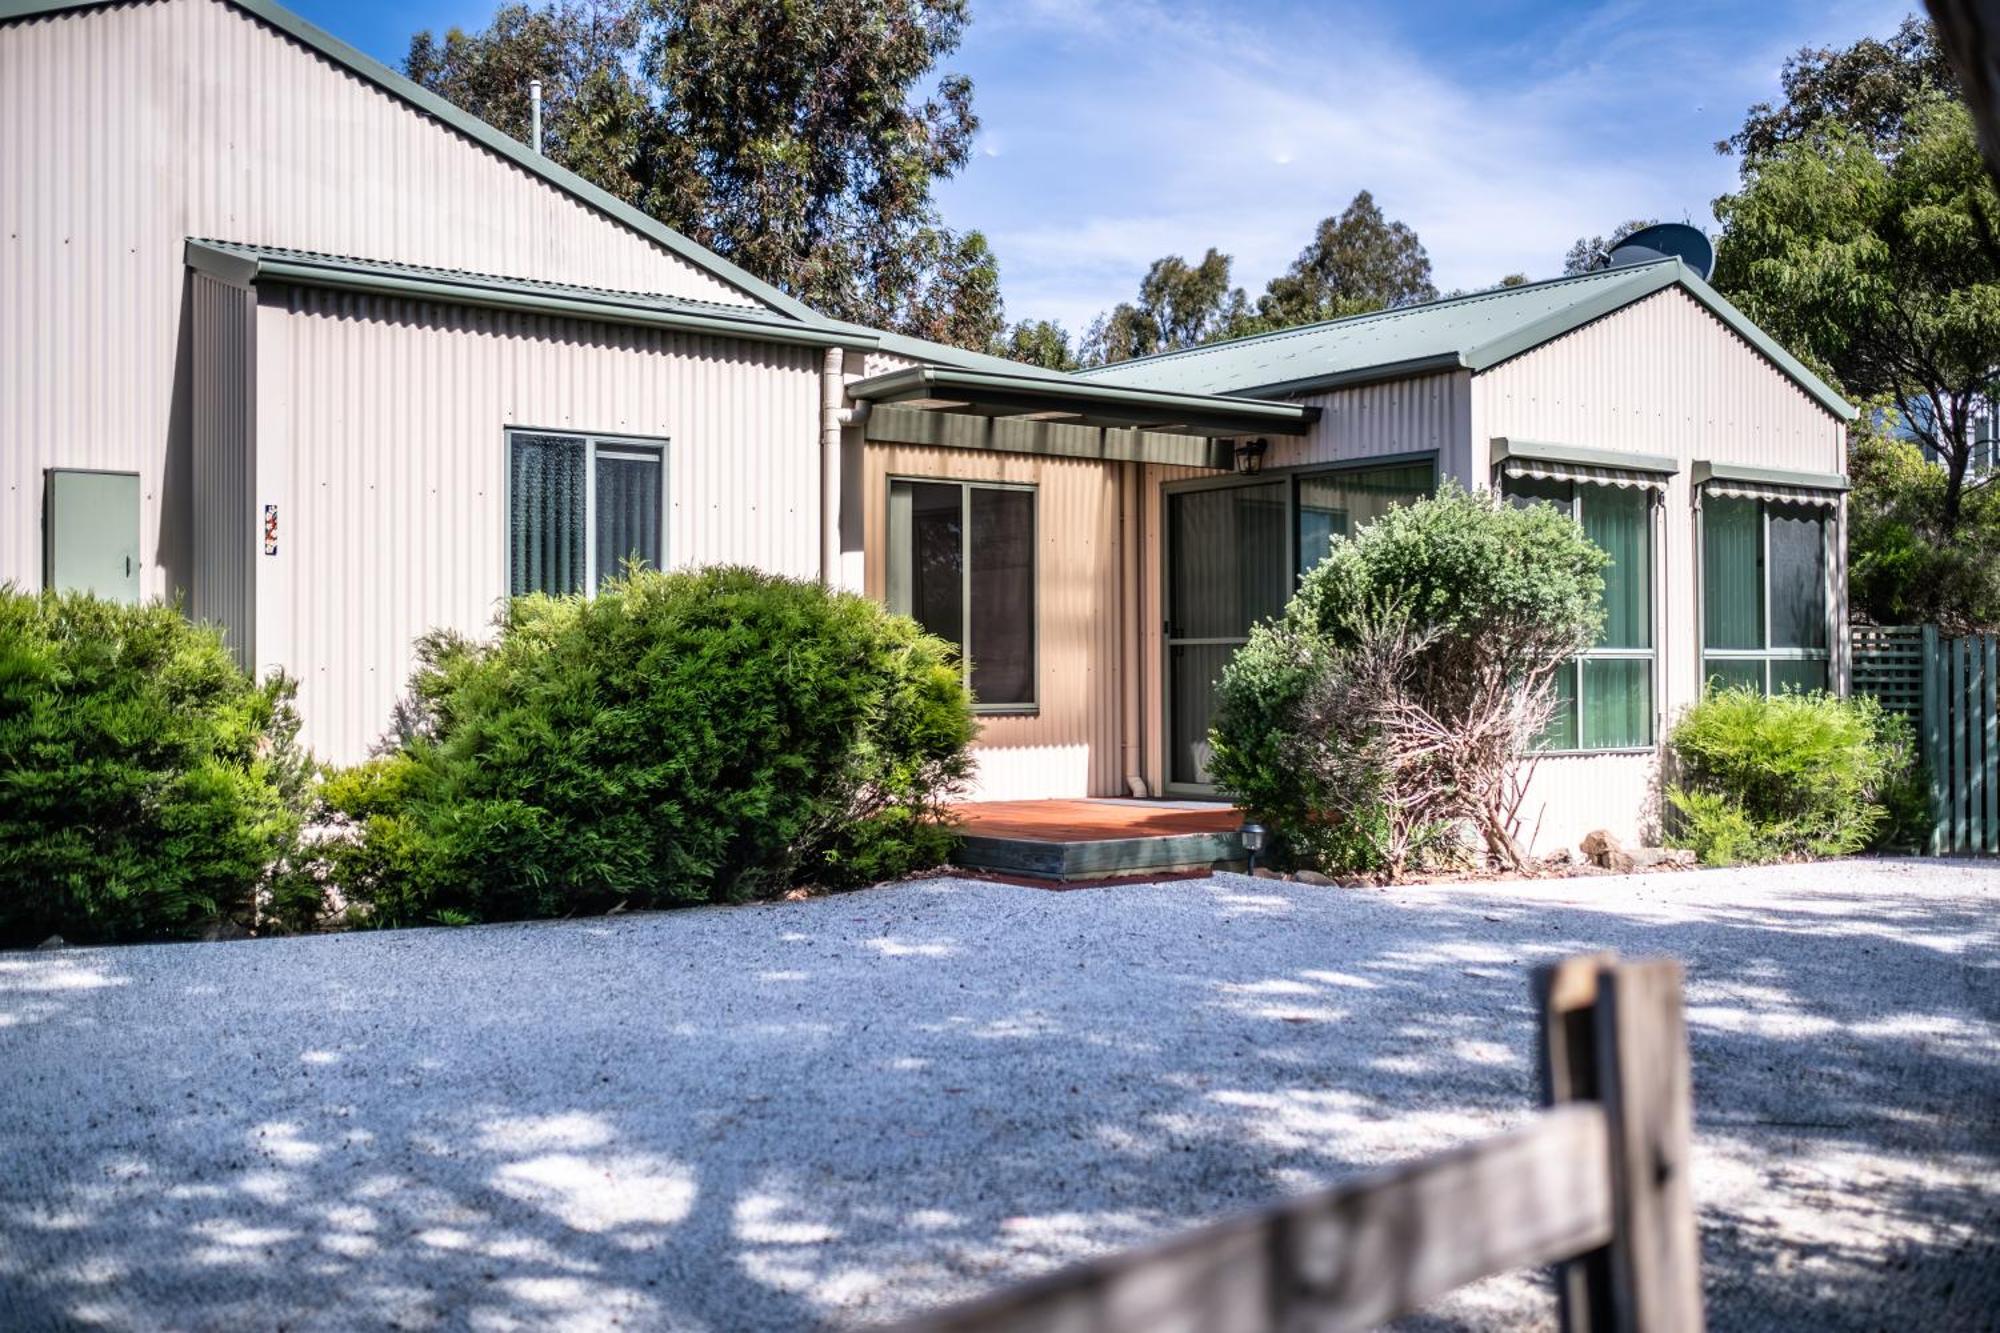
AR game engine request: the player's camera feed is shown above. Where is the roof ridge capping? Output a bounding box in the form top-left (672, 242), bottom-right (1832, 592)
top-left (0, 0), bottom-right (831, 325)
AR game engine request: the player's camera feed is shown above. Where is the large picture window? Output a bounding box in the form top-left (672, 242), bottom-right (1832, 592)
top-left (1703, 496), bottom-right (1830, 693)
top-left (887, 479), bottom-right (1036, 711)
top-left (508, 431), bottom-right (665, 596)
top-left (1507, 477), bottom-right (1655, 751)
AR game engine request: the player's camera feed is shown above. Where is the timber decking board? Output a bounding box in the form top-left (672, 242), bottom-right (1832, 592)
top-left (952, 799), bottom-right (1241, 843)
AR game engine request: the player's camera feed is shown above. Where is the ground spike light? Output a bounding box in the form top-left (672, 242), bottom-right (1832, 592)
top-left (1239, 820), bottom-right (1267, 873)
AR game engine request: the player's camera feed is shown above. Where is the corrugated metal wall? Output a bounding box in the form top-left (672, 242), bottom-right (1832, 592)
top-left (255, 287), bottom-right (820, 763)
top-left (862, 443), bottom-right (1127, 800)
top-left (1473, 285), bottom-right (1850, 847)
top-left (190, 272), bottom-right (256, 666)
top-left (0, 0), bottom-right (766, 597)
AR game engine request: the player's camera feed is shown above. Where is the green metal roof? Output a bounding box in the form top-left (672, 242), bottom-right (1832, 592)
top-left (185, 240), bottom-right (860, 349)
top-left (847, 364), bottom-right (1320, 437)
top-left (1078, 260), bottom-right (1857, 422)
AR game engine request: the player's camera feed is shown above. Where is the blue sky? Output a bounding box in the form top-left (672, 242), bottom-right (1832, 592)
top-left (292, 0), bottom-right (1914, 333)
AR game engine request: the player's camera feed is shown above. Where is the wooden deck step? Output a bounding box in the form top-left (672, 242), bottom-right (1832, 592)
top-left (951, 799), bottom-right (1245, 882)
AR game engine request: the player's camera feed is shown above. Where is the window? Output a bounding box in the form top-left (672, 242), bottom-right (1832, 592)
top-left (1508, 477), bottom-right (1655, 750)
top-left (887, 479), bottom-right (1036, 710)
top-left (1702, 496), bottom-right (1830, 693)
top-left (1295, 460), bottom-right (1437, 577)
top-left (508, 432), bottom-right (665, 596)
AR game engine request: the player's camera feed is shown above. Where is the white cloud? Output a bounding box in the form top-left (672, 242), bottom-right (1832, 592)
top-left (938, 0), bottom-right (1915, 332)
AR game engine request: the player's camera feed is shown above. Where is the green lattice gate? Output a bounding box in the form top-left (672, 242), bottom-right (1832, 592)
top-left (1854, 626), bottom-right (2000, 854)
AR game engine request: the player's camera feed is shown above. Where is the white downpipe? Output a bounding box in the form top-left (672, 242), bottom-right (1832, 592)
top-left (1121, 461), bottom-right (1150, 798)
top-left (820, 347), bottom-right (844, 587)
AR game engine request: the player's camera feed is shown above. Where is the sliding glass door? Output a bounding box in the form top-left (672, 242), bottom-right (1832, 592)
top-left (1165, 481), bottom-right (1289, 788)
top-left (1163, 459), bottom-right (1436, 791)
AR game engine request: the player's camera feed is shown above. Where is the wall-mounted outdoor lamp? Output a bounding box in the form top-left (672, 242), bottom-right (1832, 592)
top-left (1234, 437), bottom-right (1269, 475)
top-left (1239, 821), bottom-right (1267, 874)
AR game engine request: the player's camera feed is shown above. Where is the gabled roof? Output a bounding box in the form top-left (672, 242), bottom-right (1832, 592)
top-left (1, 0), bottom-right (817, 321)
top-left (186, 240), bottom-right (858, 350)
top-left (1077, 259), bottom-right (1858, 422)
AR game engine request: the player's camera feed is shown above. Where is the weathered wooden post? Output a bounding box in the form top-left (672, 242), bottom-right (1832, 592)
top-left (1538, 956), bottom-right (1705, 1333)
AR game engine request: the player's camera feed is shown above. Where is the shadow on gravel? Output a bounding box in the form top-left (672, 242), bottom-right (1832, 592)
top-left (0, 859), bottom-right (1994, 1331)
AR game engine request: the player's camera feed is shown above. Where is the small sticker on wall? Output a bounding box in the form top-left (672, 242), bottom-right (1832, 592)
top-left (263, 504), bottom-right (279, 556)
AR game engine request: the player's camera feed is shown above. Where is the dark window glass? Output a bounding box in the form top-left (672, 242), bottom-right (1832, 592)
top-left (594, 449), bottom-right (663, 585)
top-left (1768, 507), bottom-right (1828, 650)
top-left (510, 434), bottom-right (586, 596)
top-left (1585, 485), bottom-right (1651, 650)
top-left (1168, 483), bottom-right (1289, 639)
top-left (1295, 461), bottom-right (1434, 577)
top-left (1703, 658), bottom-right (1765, 693)
top-left (887, 480), bottom-right (1035, 710)
top-left (1771, 658), bottom-right (1829, 694)
top-left (1537, 660), bottom-right (1579, 752)
top-left (969, 487), bottom-right (1035, 706)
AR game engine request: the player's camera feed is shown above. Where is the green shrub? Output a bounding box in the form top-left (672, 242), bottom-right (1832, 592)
top-left (321, 566), bottom-right (974, 927)
top-left (1210, 485), bottom-right (1605, 877)
top-left (0, 589), bottom-right (314, 944)
top-left (1665, 687), bottom-right (1916, 864)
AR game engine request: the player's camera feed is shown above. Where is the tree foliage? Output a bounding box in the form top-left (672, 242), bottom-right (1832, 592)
top-left (1562, 218), bottom-right (1658, 275)
top-left (1080, 249), bottom-right (1248, 365)
top-left (1075, 192), bottom-right (1437, 365)
top-left (1718, 14), bottom-right (1957, 163)
top-left (1208, 486), bottom-right (1605, 879)
top-left (405, 0), bottom-right (1003, 349)
top-left (1712, 94), bottom-right (2000, 534)
top-left (1251, 190), bottom-right (1437, 328)
top-left (998, 319), bottom-right (1078, 371)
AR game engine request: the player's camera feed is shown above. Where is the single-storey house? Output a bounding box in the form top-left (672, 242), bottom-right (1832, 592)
top-left (2, 0), bottom-right (1856, 853)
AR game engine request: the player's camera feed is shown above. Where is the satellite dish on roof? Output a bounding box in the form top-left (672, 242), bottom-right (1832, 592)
top-left (1605, 222), bottom-right (1715, 280)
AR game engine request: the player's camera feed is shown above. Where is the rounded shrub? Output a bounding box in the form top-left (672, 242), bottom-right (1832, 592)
top-left (1665, 686), bottom-right (1919, 864)
top-left (322, 566), bottom-right (974, 927)
top-left (0, 589), bottom-right (313, 945)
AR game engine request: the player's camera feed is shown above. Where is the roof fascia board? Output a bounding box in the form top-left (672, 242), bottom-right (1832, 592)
top-left (849, 365), bottom-right (1321, 436)
top-left (1491, 437), bottom-right (1679, 476)
top-left (186, 242), bottom-right (868, 351)
top-left (7, 0), bottom-right (825, 324)
top-left (1693, 460), bottom-right (1850, 492)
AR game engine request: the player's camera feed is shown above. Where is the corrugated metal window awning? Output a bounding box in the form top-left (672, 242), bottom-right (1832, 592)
top-left (1694, 461), bottom-right (1848, 508)
top-left (1498, 456), bottom-right (1670, 491)
top-left (1490, 437), bottom-right (1677, 492)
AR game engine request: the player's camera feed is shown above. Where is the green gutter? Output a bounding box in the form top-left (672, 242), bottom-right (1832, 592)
top-left (186, 241), bottom-right (866, 351)
top-left (5, 0), bottom-right (826, 325)
top-left (848, 365), bottom-right (1321, 436)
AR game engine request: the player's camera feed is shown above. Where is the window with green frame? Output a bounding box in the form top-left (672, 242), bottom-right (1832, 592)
top-left (1702, 495), bottom-right (1830, 694)
top-left (1506, 477), bottom-right (1655, 750)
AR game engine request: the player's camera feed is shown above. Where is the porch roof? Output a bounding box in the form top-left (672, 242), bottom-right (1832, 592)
top-left (846, 364), bottom-right (1322, 438)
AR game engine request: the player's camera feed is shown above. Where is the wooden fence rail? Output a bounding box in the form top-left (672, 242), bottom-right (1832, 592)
top-left (896, 956), bottom-right (1702, 1333)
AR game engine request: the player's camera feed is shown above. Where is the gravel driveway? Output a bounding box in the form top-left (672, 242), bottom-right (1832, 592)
top-left (2, 859), bottom-right (1995, 1332)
